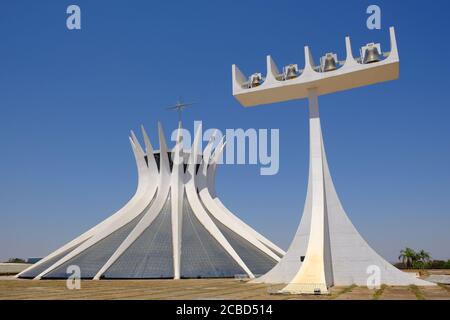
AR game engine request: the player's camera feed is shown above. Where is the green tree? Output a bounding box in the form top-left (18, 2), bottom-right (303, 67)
top-left (6, 258), bottom-right (26, 263)
top-left (412, 250), bottom-right (432, 269)
top-left (417, 250), bottom-right (431, 267)
top-left (444, 260), bottom-right (450, 269)
top-left (398, 248), bottom-right (417, 268)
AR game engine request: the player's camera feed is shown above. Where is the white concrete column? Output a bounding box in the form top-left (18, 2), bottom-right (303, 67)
top-left (281, 88), bottom-right (330, 294)
top-left (171, 122), bottom-right (184, 279)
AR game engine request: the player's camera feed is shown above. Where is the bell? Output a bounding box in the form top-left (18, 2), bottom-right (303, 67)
top-left (284, 64), bottom-right (298, 80)
top-left (249, 73), bottom-right (262, 88)
top-left (322, 53), bottom-right (337, 72)
top-left (363, 43), bottom-right (381, 64)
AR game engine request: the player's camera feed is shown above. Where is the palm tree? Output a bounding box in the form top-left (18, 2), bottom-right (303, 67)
top-left (398, 247), bottom-right (417, 268)
top-left (417, 250), bottom-right (431, 267)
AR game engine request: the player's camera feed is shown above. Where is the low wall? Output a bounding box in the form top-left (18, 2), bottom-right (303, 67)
top-left (0, 263), bottom-right (32, 275)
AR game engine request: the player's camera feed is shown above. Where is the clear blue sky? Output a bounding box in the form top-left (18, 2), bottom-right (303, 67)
top-left (0, 0), bottom-right (449, 263)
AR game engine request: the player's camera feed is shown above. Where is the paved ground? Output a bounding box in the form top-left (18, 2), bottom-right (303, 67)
top-left (0, 277), bottom-right (449, 300)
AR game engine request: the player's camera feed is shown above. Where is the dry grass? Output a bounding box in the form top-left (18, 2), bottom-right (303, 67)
top-left (409, 285), bottom-right (425, 300)
top-left (372, 284), bottom-right (388, 300)
top-left (438, 283), bottom-right (450, 293)
top-left (0, 277), bottom-right (449, 300)
top-left (330, 284), bottom-right (357, 299)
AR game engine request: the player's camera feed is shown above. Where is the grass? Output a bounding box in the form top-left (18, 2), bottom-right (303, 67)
top-left (330, 284), bottom-right (356, 299)
top-left (372, 284), bottom-right (387, 300)
top-left (409, 285), bottom-right (425, 300)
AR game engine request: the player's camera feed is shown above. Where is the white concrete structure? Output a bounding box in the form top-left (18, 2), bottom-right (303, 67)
top-left (232, 27), bottom-right (434, 294)
top-left (17, 123), bottom-right (284, 280)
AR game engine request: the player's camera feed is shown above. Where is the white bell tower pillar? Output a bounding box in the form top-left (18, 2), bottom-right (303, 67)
top-left (281, 89), bottom-right (333, 294)
top-left (232, 27), bottom-right (434, 293)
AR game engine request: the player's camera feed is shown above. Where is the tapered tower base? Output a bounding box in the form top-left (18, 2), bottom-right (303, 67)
top-left (254, 89), bottom-right (434, 293)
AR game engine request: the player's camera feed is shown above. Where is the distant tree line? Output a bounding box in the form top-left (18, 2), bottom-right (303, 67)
top-left (4, 258), bottom-right (26, 263)
top-left (396, 248), bottom-right (450, 269)
top-left (4, 251), bottom-right (450, 269)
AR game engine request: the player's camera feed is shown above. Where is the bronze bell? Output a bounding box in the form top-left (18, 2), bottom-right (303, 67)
top-left (363, 44), bottom-right (381, 64)
top-left (322, 53), bottom-right (337, 72)
top-left (284, 64), bottom-right (298, 80)
top-left (249, 73), bottom-right (262, 88)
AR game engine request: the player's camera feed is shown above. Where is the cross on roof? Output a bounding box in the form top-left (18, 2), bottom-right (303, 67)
top-left (166, 98), bottom-right (195, 124)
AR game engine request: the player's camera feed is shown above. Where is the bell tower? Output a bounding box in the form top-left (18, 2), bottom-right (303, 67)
top-left (231, 27), bottom-right (434, 294)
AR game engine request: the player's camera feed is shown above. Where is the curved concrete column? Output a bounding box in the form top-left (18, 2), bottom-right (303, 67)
top-left (185, 124), bottom-right (254, 278)
top-left (197, 138), bottom-right (281, 261)
top-left (25, 133), bottom-right (158, 279)
top-left (92, 124), bottom-right (172, 280)
top-left (207, 140), bottom-right (286, 257)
